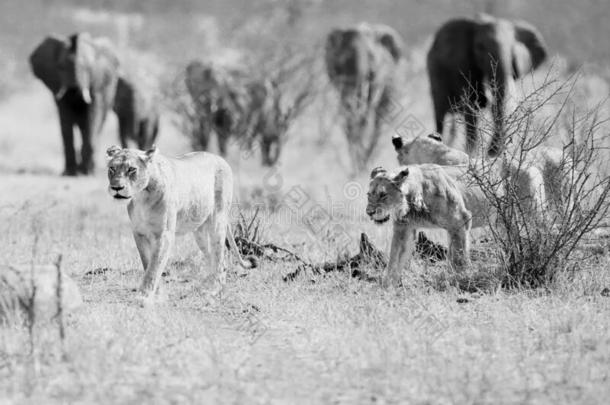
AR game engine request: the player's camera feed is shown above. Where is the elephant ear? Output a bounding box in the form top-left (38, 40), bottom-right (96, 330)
top-left (374, 25), bottom-right (403, 62)
top-left (69, 33), bottom-right (95, 66)
top-left (87, 34), bottom-right (120, 90)
top-left (92, 36), bottom-right (119, 69)
top-left (29, 36), bottom-right (67, 95)
top-left (511, 20), bottom-right (548, 78)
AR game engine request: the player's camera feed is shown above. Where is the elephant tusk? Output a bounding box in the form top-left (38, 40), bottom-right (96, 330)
top-left (81, 88), bottom-right (92, 104)
top-left (55, 86), bottom-right (67, 100)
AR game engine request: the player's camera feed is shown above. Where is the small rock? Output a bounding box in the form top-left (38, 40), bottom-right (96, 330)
top-left (601, 287), bottom-right (610, 297)
top-left (0, 264), bottom-right (83, 322)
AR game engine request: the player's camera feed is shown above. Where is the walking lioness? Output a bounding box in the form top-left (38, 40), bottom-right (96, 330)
top-left (106, 145), bottom-right (255, 304)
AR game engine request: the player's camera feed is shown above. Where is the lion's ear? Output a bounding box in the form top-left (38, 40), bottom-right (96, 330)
top-left (391, 135), bottom-right (403, 150)
top-left (393, 167), bottom-right (409, 184)
top-left (106, 145), bottom-right (121, 159)
top-left (370, 166), bottom-right (386, 179)
top-left (427, 132), bottom-right (442, 142)
top-left (144, 145), bottom-right (158, 162)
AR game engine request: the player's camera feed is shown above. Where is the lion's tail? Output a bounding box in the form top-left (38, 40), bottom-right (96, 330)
top-left (226, 226), bottom-right (258, 269)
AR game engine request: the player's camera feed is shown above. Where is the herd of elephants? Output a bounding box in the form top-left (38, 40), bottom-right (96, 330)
top-left (26, 13), bottom-right (556, 294)
top-left (28, 13), bottom-right (548, 177)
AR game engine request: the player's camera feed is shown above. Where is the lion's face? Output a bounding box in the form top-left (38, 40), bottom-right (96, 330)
top-left (105, 146), bottom-right (156, 202)
top-left (366, 168), bottom-right (406, 224)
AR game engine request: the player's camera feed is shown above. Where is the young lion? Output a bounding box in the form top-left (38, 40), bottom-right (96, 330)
top-left (392, 133), bottom-right (568, 212)
top-left (106, 145), bottom-right (255, 304)
top-left (366, 165), bottom-right (489, 287)
top-left (393, 132), bottom-right (470, 166)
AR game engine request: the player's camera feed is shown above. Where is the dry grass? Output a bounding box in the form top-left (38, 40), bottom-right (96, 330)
top-left (1, 1), bottom-right (610, 403)
top-left (0, 184), bottom-right (608, 402)
top-left (1, 156), bottom-right (609, 404)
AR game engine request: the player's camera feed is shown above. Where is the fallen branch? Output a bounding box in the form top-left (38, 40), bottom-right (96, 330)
top-left (415, 232), bottom-right (447, 263)
top-left (230, 214), bottom-right (448, 282)
top-left (283, 232), bottom-right (385, 282)
top-left (234, 236), bottom-right (312, 266)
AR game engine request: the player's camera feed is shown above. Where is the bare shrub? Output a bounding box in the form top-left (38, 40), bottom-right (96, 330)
top-left (162, 43), bottom-right (318, 165)
top-left (467, 73), bottom-right (610, 289)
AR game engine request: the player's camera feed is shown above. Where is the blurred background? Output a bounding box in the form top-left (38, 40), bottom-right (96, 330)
top-left (2, 0), bottom-right (609, 81)
top-left (0, 0), bottom-right (608, 206)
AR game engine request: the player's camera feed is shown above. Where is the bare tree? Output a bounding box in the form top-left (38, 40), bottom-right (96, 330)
top-left (467, 73), bottom-right (610, 288)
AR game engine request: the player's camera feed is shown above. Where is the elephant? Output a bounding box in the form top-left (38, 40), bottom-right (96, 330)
top-left (184, 60), bottom-right (286, 166)
top-left (113, 76), bottom-right (160, 150)
top-left (427, 14), bottom-right (548, 156)
top-left (29, 33), bottom-right (120, 175)
top-left (325, 23), bottom-right (405, 172)
top-left (185, 60), bottom-right (225, 154)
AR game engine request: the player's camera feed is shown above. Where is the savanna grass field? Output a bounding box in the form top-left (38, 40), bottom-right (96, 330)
top-left (1, 0), bottom-right (610, 403)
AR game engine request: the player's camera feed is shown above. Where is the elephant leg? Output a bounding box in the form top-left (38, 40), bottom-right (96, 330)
top-left (260, 138), bottom-right (271, 166)
top-left (262, 137), bottom-right (281, 166)
top-left (76, 112), bottom-right (94, 175)
top-left (117, 116), bottom-right (130, 149)
top-left (344, 110), bottom-right (368, 172)
top-left (79, 103), bottom-right (106, 174)
top-left (363, 111), bottom-right (381, 164)
top-left (143, 116), bottom-right (160, 150)
top-left (217, 130), bottom-right (229, 156)
top-left (195, 119), bottom-right (210, 151)
top-left (431, 92), bottom-right (450, 137)
top-left (428, 69), bottom-right (452, 138)
top-left (137, 120), bottom-right (147, 150)
top-left (57, 104), bottom-right (78, 176)
top-left (138, 118), bottom-right (158, 150)
top-left (345, 123), bottom-right (362, 172)
top-left (464, 109), bottom-right (479, 156)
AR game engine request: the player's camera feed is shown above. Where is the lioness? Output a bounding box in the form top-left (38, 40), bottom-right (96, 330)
top-left (106, 145), bottom-right (255, 304)
top-left (392, 133), bottom-right (550, 215)
top-left (366, 165), bottom-right (489, 287)
top-left (393, 132), bottom-right (469, 166)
